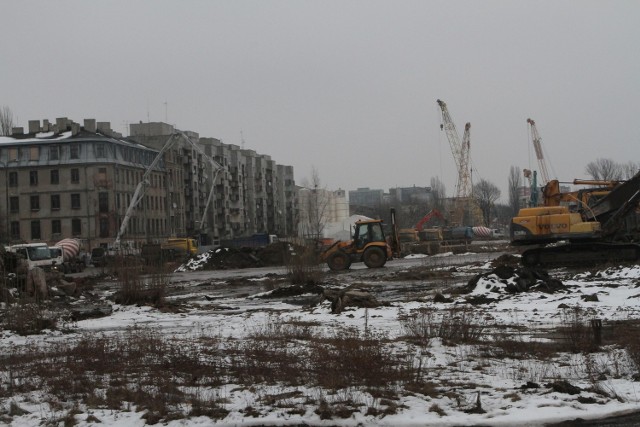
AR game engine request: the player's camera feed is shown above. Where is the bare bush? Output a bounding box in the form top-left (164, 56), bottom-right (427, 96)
top-left (285, 245), bottom-right (323, 285)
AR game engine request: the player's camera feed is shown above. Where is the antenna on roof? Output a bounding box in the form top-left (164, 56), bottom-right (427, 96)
top-left (164, 100), bottom-right (168, 123)
top-left (241, 130), bottom-right (246, 149)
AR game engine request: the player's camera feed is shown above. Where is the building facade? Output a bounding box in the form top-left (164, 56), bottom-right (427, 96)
top-left (0, 118), bottom-right (297, 251)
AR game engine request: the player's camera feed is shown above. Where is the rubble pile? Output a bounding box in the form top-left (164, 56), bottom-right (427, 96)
top-left (465, 263), bottom-right (566, 295)
top-left (177, 242), bottom-right (305, 271)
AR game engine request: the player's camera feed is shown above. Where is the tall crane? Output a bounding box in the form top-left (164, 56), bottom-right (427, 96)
top-left (114, 130), bottom-right (223, 250)
top-left (526, 118), bottom-right (552, 185)
top-left (437, 99), bottom-right (472, 225)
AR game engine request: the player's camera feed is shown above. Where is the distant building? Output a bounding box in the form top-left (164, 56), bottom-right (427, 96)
top-left (297, 187), bottom-right (348, 239)
top-left (389, 186), bottom-right (433, 204)
top-left (348, 187), bottom-right (384, 209)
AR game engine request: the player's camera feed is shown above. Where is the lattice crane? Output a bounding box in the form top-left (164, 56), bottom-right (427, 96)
top-left (437, 100), bottom-right (471, 200)
top-left (437, 99), bottom-right (472, 225)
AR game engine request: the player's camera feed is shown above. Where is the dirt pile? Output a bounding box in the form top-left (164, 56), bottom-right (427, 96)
top-left (465, 263), bottom-right (566, 295)
top-left (183, 242), bottom-right (306, 271)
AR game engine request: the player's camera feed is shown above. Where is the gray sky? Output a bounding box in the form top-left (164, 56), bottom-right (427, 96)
top-left (2, 1), bottom-right (639, 202)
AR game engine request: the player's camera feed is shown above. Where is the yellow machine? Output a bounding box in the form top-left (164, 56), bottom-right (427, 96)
top-left (162, 238), bottom-right (199, 256)
top-left (511, 172), bottom-right (640, 267)
top-left (320, 219), bottom-right (393, 271)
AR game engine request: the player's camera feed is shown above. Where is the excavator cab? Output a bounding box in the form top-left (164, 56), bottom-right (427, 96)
top-left (321, 219), bottom-right (392, 271)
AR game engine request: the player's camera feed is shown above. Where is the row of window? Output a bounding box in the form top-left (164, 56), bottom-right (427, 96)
top-left (10, 193), bottom-right (88, 212)
top-left (10, 169), bottom-right (81, 187)
top-left (11, 219), bottom-right (82, 241)
top-left (4, 144), bottom-right (83, 162)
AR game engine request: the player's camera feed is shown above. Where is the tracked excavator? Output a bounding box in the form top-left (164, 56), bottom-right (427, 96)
top-left (511, 171), bottom-right (640, 267)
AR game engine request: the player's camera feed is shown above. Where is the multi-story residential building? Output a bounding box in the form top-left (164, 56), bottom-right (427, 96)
top-left (129, 121), bottom-right (298, 243)
top-left (0, 118), bottom-right (297, 250)
top-left (0, 118), bottom-right (173, 252)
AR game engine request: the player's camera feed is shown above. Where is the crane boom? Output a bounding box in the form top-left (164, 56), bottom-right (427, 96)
top-left (527, 118), bottom-right (551, 185)
top-left (114, 131), bottom-right (224, 250)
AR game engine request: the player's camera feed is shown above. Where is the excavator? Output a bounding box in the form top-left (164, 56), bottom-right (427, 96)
top-left (511, 171), bottom-right (640, 267)
top-left (320, 218), bottom-right (393, 271)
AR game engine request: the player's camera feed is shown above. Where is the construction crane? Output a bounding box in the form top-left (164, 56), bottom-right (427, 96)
top-left (437, 99), bottom-right (472, 226)
top-left (114, 130), bottom-right (224, 250)
top-left (526, 118), bottom-right (552, 185)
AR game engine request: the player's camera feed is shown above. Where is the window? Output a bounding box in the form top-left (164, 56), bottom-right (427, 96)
top-left (71, 193), bottom-right (81, 209)
top-left (51, 194), bottom-right (60, 210)
top-left (10, 221), bottom-right (20, 240)
top-left (72, 218), bottom-right (81, 236)
top-left (70, 144), bottom-right (80, 159)
top-left (96, 143), bottom-right (105, 158)
top-left (99, 167), bottom-right (107, 174)
top-left (50, 169), bottom-right (59, 185)
top-left (30, 170), bottom-right (38, 185)
top-left (49, 145), bottom-right (60, 160)
top-left (8, 147), bottom-right (18, 161)
top-left (52, 219), bottom-right (61, 235)
top-left (98, 192), bottom-right (109, 213)
top-left (31, 220), bottom-right (41, 240)
top-left (9, 196), bottom-right (19, 213)
top-left (99, 218), bottom-right (109, 238)
top-left (71, 168), bottom-right (80, 183)
top-left (9, 171), bottom-right (18, 187)
top-left (29, 146), bottom-right (39, 161)
top-left (30, 195), bottom-right (40, 211)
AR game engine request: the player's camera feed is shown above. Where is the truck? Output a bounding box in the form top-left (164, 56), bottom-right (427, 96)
top-left (141, 237), bottom-right (199, 265)
top-left (6, 243), bottom-right (54, 271)
top-left (49, 242), bottom-right (86, 273)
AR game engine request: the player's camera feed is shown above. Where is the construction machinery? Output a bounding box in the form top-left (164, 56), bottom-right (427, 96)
top-left (114, 130), bottom-right (223, 250)
top-left (437, 99), bottom-right (473, 226)
top-left (320, 218), bottom-right (393, 271)
top-left (511, 170), bottom-right (640, 267)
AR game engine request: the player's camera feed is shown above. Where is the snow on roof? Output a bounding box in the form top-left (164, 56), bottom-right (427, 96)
top-left (0, 130), bottom-right (73, 144)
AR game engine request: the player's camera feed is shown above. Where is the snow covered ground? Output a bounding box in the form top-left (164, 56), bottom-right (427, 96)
top-left (2, 255), bottom-right (640, 426)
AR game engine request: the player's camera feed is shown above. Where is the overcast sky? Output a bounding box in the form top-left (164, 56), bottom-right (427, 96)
top-left (2, 1), bottom-right (639, 202)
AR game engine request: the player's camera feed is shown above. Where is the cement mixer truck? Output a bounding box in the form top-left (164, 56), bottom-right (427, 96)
top-left (49, 238), bottom-right (86, 273)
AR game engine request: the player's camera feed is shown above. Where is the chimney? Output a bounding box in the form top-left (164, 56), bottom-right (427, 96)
top-left (83, 118), bottom-right (96, 133)
top-left (56, 117), bottom-right (69, 132)
top-left (28, 120), bottom-right (40, 134)
top-left (97, 122), bottom-right (112, 136)
top-left (43, 119), bottom-right (50, 132)
top-left (11, 127), bottom-right (24, 135)
top-left (71, 122), bottom-right (81, 136)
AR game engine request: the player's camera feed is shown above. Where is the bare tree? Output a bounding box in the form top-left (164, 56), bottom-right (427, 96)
top-left (0, 106), bottom-right (15, 136)
top-left (473, 179), bottom-right (501, 226)
top-left (429, 176), bottom-right (446, 212)
top-left (299, 167), bottom-right (329, 240)
top-left (508, 166), bottom-right (521, 216)
top-left (621, 161), bottom-right (640, 179)
top-left (585, 158), bottom-right (623, 181)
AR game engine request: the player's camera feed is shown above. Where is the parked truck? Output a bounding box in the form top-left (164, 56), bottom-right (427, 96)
top-left (6, 243), bottom-right (54, 271)
top-left (141, 237), bottom-right (199, 265)
top-left (49, 238), bottom-right (86, 273)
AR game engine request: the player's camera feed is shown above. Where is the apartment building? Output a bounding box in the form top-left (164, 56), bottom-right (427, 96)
top-left (0, 118), bottom-right (173, 252)
top-left (0, 118), bottom-right (298, 250)
top-left (129, 122), bottom-right (298, 243)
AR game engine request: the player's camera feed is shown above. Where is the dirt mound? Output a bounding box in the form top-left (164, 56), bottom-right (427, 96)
top-left (465, 263), bottom-right (566, 295)
top-left (180, 242), bottom-right (306, 271)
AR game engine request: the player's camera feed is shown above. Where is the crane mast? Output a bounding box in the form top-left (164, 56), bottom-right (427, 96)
top-left (527, 118), bottom-right (551, 185)
top-left (113, 130), bottom-right (224, 250)
top-left (437, 100), bottom-right (472, 200)
top-left (437, 99), bottom-right (472, 225)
